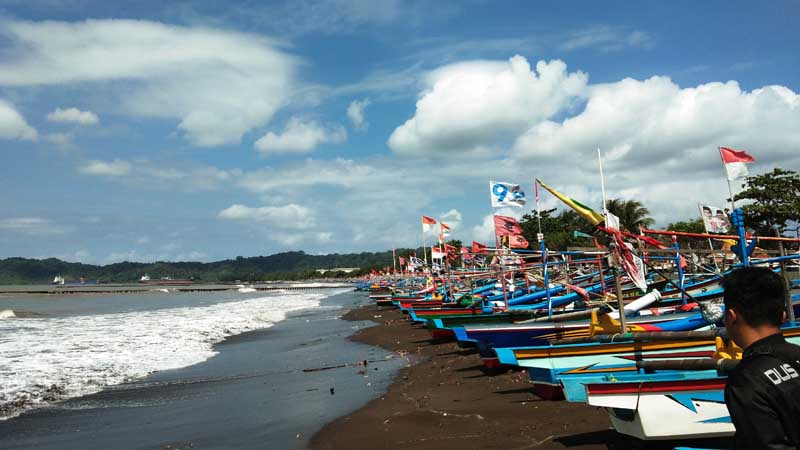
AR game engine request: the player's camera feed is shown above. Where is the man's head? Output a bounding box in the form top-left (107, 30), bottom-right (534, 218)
top-left (703, 206), bottom-right (712, 218)
top-left (722, 267), bottom-right (788, 347)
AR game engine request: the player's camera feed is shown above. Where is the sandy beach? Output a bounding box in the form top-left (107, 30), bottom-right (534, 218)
top-left (311, 304), bottom-right (736, 450)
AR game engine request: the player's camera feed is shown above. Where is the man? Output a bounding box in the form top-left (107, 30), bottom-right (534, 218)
top-left (723, 267), bottom-right (800, 449)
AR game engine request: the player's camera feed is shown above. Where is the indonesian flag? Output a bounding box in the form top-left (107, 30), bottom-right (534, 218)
top-left (439, 222), bottom-right (451, 243)
top-left (440, 222), bottom-right (451, 236)
top-left (431, 246), bottom-right (445, 259)
top-left (472, 241), bottom-right (488, 254)
top-left (493, 215), bottom-right (523, 236)
top-left (508, 235), bottom-right (529, 249)
top-left (422, 215), bottom-right (437, 233)
top-left (720, 147), bottom-right (755, 181)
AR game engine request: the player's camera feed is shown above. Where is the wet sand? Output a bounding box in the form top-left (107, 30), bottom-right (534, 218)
top-left (311, 305), bottom-right (734, 450)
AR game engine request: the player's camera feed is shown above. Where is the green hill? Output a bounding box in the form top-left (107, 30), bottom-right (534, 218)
top-left (0, 250), bottom-right (407, 284)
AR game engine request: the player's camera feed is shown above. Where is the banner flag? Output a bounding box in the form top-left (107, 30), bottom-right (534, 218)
top-left (508, 235), bottom-right (529, 249)
top-left (489, 181), bottom-right (527, 208)
top-left (493, 215), bottom-right (523, 236)
top-left (472, 241), bottom-right (488, 254)
top-left (698, 204), bottom-right (731, 233)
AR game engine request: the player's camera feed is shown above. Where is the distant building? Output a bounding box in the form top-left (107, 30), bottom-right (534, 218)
top-left (315, 267), bottom-right (359, 274)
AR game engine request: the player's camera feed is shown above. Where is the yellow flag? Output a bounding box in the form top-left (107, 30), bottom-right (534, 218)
top-left (536, 179), bottom-right (604, 226)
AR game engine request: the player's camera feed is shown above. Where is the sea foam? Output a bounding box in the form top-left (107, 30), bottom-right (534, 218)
top-left (0, 289), bottom-right (349, 420)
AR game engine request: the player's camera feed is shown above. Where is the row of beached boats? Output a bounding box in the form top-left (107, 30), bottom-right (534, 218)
top-left (357, 216), bottom-right (800, 446)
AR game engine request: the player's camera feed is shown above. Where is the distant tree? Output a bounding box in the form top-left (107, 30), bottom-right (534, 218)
top-left (734, 168), bottom-right (800, 235)
top-left (605, 198), bottom-right (655, 232)
top-left (520, 208), bottom-right (597, 250)
top-left (667, 218), bottom-right (706, 234)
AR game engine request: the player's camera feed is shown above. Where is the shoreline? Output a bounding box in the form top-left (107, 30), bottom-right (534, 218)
top-left (310, 304), bottom-right (620, 450)
top-left (1, 289), bottom-right (405, 450)
top-left (310, 303), bottom-right (741, 450)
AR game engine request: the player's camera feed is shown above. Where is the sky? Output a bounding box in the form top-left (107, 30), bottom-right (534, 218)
top-left (0, 0), bottom-right (798, 264)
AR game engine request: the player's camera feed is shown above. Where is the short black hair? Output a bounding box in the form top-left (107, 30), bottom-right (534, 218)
top-left (722, 267), bottom-right (787, 327)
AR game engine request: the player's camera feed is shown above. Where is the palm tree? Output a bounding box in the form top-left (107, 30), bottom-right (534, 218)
top-left (604, 198), bottom-right (655, 232)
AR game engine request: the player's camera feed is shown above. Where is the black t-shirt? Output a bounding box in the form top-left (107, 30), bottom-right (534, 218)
top-left (725, 333), bottom-right (800, 449)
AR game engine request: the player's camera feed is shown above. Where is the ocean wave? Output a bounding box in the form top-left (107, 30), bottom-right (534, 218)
top-left (0, 289), bottom-right (349, 420)
top-left (0, 309), bottom-right (16, 319)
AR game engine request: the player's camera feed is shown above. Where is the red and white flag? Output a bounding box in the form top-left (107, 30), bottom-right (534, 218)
top-left (493, 215), bottom-right (523, 237)
top-left (422, 215), bottom-right (437, 233)
top-left (431, 246), bottom-right (445, 259)
top-left (720, 147), bottom-right (755, 181)
top-left (439, 222), bottom-right (451, 243)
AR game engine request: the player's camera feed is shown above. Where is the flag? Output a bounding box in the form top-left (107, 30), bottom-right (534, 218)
top-left (698, 204), bottom-right (731, 233)
top-left (610, 230), bottom-right (648, 292)
top-left (536, 179), bottom-right (604, 226)
top-left (493, 215), bottom-right (523, 236)
top-left (720, 147), bottom-right (755, 181)
top-left (472, 241), bottom-right (488, 254)
top-left (431, 246), bottom-right (445, 259)
top-left (508, 235), bottom-right (529, 249)
top-left (444, 243), bottom-right (458, 260)
top-left (439, 222), bottom-right (451, 243)
top-left (440, 222), bottom-right (451, 236)
top-left (489, 181), bottom-right (527, 208)
top-left (398, 256), bottom-right (406, 266)
top-left (422, 215), bottom-right (437, 233)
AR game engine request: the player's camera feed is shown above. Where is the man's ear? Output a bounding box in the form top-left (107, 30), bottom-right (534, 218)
top-left (727, 308), bottom-right (738, 324)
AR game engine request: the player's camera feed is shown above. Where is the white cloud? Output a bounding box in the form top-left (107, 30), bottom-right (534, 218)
top-left (46, 107), bottom-right (99, 125)
top-left (0, 217), bottom-right (66, 234)
top-left (78, 159), bottom-right (132, 176)
top-left (218, 203), bottom-right (316, 228)
top-left (347, 98), bottom-right (370, 130)
top-left (0, 19), bottom-right (298, 147)
top-left (255, 117), bottom-right (346, 154)
top-left (512, 77), bottom-right (800, 175)
top-left (0, 99), bottom-right (37, 140)
top-left (388, 55), bottom-right (587, 157)
top-left (559, 26), bottom-right (654, 52)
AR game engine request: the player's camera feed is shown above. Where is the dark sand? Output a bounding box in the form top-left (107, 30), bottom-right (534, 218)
top-left (311, 305), bottom-right (734, 450)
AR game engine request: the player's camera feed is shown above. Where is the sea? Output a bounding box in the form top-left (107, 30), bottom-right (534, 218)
top-left (0, 286), bottom-right (405, 450)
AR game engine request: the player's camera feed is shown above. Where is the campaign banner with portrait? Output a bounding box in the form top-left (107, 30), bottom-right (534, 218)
top-left (698, 204), bottom-right (731, 234)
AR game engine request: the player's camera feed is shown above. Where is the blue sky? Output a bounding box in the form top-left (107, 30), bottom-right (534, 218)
top-left (0, 0), bottom-right (798, 264)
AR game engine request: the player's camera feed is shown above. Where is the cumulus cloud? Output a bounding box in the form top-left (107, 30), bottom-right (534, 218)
top-left (46, 107), bottom-right (99, 125)
top-left (0, 19), bottom-right (297, 147)
top-left (78, 159), bottom-right (132, 176)
top-left (0, 99), bottom-right (37, 140)
top-left (218, 203), bottom-right (316, 228)
top-left (388, 55), bottom-right (587, 157)
top-left (347, 98), bottom-right (370, 130)
top-left (255, 117), bottom-right (346, 154)
top-left (512, 77), bottom-right (800, 174)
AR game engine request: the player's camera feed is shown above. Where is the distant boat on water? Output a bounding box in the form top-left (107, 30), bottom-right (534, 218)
top-left (138, 274), bottom-right (193, 286)
top-left (52, 275), bottom-right (99, 285)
